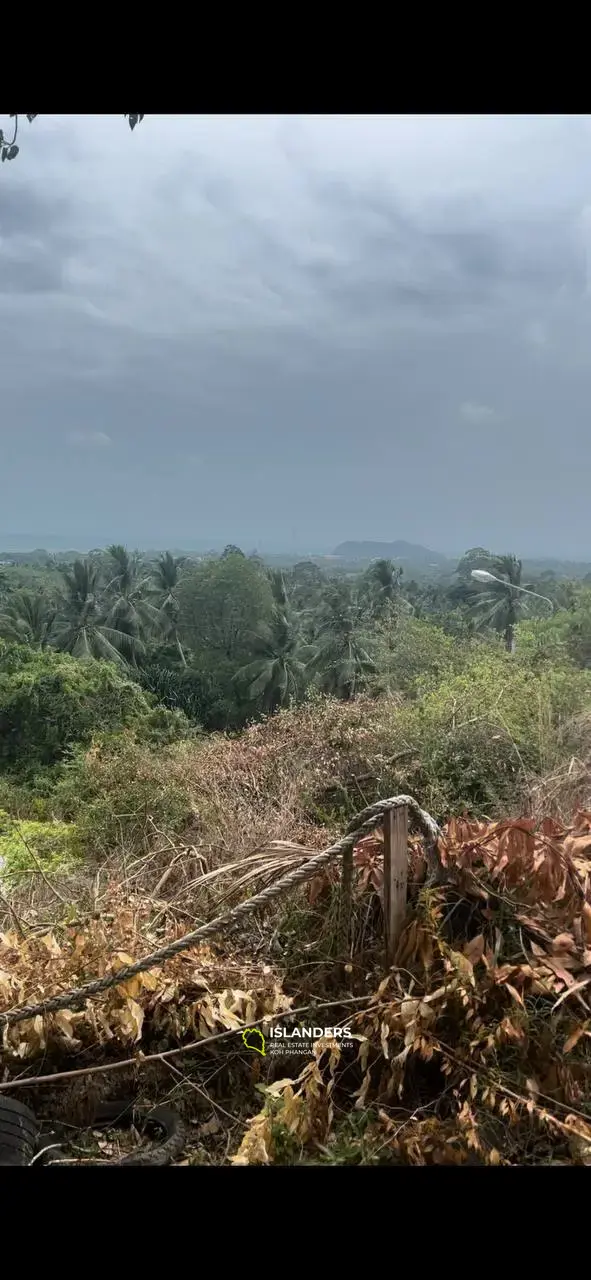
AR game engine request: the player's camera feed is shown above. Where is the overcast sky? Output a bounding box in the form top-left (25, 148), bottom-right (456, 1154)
top-left (2, 113), bottom-right (591, 556)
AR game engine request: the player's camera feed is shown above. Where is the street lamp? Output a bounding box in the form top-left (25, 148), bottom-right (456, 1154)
top-left (470, 569), bottom-right (554, 613)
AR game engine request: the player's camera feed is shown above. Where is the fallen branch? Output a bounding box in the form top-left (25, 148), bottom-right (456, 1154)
top-left (0, 995), bottom-right (371, 1092)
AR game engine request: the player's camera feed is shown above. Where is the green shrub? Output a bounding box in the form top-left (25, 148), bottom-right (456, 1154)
top-left (1, 643), bottom-right (588, 865)
top-left (371, 616), bottom-right (466, 698)
top-left (35, 734), bottom-right (193, 854)
top-left (390, 652), bottom-right (591, 817)
top-left (0, 643), bottom-right (190, 772)
top-left (0, 808), bottom-right (80, 874)
top-left (515, 587), bottom-right (591, 671)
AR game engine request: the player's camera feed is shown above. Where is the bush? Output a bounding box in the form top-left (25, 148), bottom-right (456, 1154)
top-left (371, 616), bottom-right (466, 698)
top-left (2, 646), bottom-right (588, 865)
top-left (0, 808), bottom-right (80, 874)
top-left (516, 605), bottom-right (591, 670)
top-left (36, 735), bottom-right (194, 854)
top-left (138, 656), bottom-right (246, 731)
top-left (392, 652), bottom-right (591, 816)
top-left (0, 643), bottom-right (190, 772)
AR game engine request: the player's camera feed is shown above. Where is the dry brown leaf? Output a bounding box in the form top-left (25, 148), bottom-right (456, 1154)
top-left (447, 949), bottom-right (476, 985)
top-left (544, 956), bottom-right (577, 987)
top-left (354, 1069), bottom-right (372, 1110)
top-left (198, 1115), bottom-right (222, 1136)
top-left (39, 933), bottom-right (61, 957)
top-left (563, 1023), bottom-right (589, 1054)
top-left (53, 1010), bottom-right (78, 1042)
top-left (399, 997), bottom-right (418, 1024)
top-left (232, 1115), bottom-right (272, 1166)
top-left (0, 968), bottom-right (16, 998)
top-left (463, 934), bottom-right (485, 966)
top-left (0, 930), bottom-right (21, 950)
top-left (564, 834), bottom-right (591, 859)
top-left (118, 998), bottom-right (144, 1042)
top-left (139, 970), bottom-right (160, 992)
top-left (551, 933), bottom-right (576, 953)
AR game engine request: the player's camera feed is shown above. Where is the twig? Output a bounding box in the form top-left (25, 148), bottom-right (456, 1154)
top-left (0, 889), bottom-right (28, 940)
top-left (152, 855), bottom-right (184, 899)
top-left (434, 1037), bottom-right (591, 1134)
top-left (163, 1060), bottom-right (248, 1129)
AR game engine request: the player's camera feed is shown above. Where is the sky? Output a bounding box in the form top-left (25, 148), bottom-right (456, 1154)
top-left (2, 113), bottom-right (591, 557)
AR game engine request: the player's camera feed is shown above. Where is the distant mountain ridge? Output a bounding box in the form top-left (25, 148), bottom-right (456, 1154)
top-left (332, 540), bottom-right (450, 565)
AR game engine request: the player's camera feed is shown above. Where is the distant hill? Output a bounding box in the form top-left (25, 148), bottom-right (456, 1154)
top-left (332, 540), bottom-right (450, 566)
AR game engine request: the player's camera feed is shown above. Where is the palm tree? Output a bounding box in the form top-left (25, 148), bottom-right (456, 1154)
top-left (151, 551), bottom-right (187, 664)
top-left (367, 559), bottom-right (403, 611)
top-left (364, 558), bottom-right (414, 621)
top-left (103, 545), bottom-right (159, 650)
top-left (267, 568), bottom-right (289, 610)
top-left (308, 582), bottom-right (375, 699)
top-left (0, 589), bottom-right (57, 649)
top-left (236, 609), bottom-right (306, 713)
top-left (152, 551), bottom-right (186, 599)
top-left (53, 559), bottom-right (143, 664)
top-left (469, 553), bottom-right (531, 652)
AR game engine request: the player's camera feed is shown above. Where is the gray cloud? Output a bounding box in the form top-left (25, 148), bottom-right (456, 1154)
top-left (460, 402), bottom-right (501, 426)
top-left (67, 430), bottom-right (111, 449)
top-left (1, 114), bottom-right (591, 556)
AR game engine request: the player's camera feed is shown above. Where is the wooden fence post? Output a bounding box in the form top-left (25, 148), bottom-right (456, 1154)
top-left (339, 845), bottom-right (353, 957)
top-left (383, 804), bottom-right (408, 965)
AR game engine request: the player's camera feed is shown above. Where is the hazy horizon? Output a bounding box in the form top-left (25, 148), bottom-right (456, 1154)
top-left (3, 115), bottom-right (591, 558)
top-left (1, 531), bottom-right (591, 565)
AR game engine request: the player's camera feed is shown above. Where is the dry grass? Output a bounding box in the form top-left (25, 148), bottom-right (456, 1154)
top-left (525, 710), bottom-right (591, 822)
top-left (2, 686), bottom-right (591, 1164)
top-left (3, 805), bottom-right (591, 1165)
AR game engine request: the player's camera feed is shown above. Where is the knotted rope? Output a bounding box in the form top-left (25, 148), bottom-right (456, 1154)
top-left (0, 794), bottom-right (443, 1029)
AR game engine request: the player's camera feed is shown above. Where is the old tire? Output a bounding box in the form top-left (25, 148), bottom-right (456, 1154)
top-left (0, 1097), bottom-right (39, 1166)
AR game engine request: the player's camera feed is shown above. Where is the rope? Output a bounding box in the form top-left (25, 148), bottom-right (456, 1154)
top-left (0, 795), bottom-right (443, 1029)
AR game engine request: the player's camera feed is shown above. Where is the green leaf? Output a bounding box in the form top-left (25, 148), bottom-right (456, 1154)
top-left (6, 145), bottom-right (19, 161)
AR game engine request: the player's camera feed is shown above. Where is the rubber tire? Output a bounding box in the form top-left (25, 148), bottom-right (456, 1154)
top-left (0, 1097), bottom-right (39, 1166)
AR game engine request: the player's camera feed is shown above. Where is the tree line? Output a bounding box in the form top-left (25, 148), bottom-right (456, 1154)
top-left (0, 541), bottom-right (579, 733)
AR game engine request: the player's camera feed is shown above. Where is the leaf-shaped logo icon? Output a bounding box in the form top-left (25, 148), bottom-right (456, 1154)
top-left (242, 1027), bottom-right (266, 1056)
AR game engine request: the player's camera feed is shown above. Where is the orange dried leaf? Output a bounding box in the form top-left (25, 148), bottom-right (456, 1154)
top-left (563, 1023), bottom-right (589, 1054)
top-left (463, 934), bottom-right (485, 966)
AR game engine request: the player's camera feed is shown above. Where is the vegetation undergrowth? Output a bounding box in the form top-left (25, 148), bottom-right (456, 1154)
top-left (1, 543), bottom-right (591, 1164)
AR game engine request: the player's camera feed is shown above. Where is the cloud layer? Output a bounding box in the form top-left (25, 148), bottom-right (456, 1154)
top-left (2, 114), bottom-right (591, 555)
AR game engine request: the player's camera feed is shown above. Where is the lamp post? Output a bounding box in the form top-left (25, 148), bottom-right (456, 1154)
top-left (470, 569), bottom-right (554, 613)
